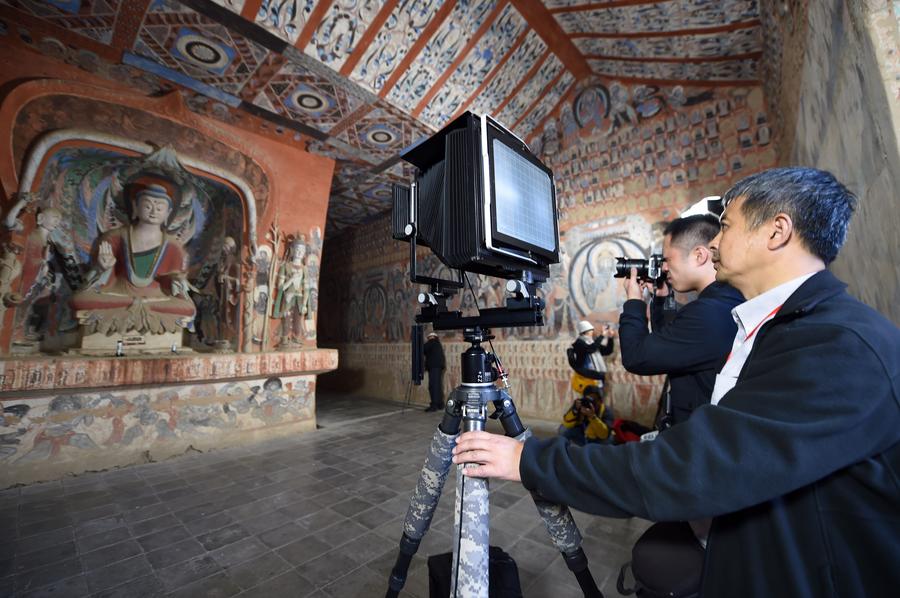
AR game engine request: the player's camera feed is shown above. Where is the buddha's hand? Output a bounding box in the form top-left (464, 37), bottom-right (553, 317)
top-left (98, 241), bottom-right (116, 271)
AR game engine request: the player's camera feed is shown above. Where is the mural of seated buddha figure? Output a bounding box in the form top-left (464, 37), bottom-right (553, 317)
top-left (71, 181), bottom-right (196, 338)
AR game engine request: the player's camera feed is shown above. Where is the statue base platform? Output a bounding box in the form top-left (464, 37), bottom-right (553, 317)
top-left (78, 330), bottom-right (185, 356)
top-left (212, 340), bottom-right (233, 353)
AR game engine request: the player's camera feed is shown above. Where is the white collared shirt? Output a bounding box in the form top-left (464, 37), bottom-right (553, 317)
top-left (710, 272), bottom-right (818, 405)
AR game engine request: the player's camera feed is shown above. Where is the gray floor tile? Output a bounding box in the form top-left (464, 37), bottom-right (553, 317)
top-left (209, 536), bottom-right (270, 568)
top-left (80, 539), bottom-right (143, 572)
top-left (15, 557), bottom-right (82, 595)
top-left (129, 512), bottom-right (180, 537)
top-left (258, 521), bottom-right (305, 549)
top-left (76, 526), bottom-right (132, 553)
top-left (224, 551), bottom-right (291, 590)
top-left (240, 510), bottom-right (293, 536)
top-left (145, 538), bottom-right (206, 570)
top-left (321, 564), bottom-right (389, 597)
top-left (237, 569), bottom-right (316, 597)
top-left (330, 496), bottom-right (374, 518)
top-left (84, 554), bottom-right (152, 593)
top-left (91, 573), bottom-right (164, 598)
top-left (14, 528), bottom-right (74, 556)
top-left (136, 524), bottom-right (192, 552)
top-left (198, 523), bottom-right (250, 551)
top-left (296, 508), bottom-right (345, 534)
top-left (316, 519), bottom-right (370, 548)
top-left (158, 555), bottom-right (223, 593)
top-left (295, 548), bottom-right (359, 589)
top-left (275, 536), bottom-right (331, 567)
top-left (167, 570), bottom-right (241, 598)
top-left (351, 506), bottom-right (394, 530)
top-left (185, 511), bottom-right (236, 536)
top-left (14, 541), bottom-right (78, 574)
top-left (19, 572), bottom-right (89, 598)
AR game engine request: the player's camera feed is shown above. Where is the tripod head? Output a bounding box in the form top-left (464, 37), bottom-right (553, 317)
top-left (461, 327), bottom-right (497, 386)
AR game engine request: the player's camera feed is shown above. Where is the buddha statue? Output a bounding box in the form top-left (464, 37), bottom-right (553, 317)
top-left (71, 181), bottom-right (196, 337)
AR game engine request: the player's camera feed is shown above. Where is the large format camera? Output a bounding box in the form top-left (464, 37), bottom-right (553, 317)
top-left (613, 254), bottom-right (666, 286)
top-left (392, 111), bottom-right (560, 379)
top-left (393, 111), bottom-right (559, 281)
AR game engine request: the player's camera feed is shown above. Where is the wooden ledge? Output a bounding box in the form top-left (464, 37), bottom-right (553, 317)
top-left (0, 349), bottom-right (339, 395)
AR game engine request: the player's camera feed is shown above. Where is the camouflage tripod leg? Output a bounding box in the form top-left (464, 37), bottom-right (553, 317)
top-left (386, 397), bottom-right (462, 598)
top-left (450, 388), bottom-right (491, 598)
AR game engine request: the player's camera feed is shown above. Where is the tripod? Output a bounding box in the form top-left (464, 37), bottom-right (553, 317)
top-left (386, 327), bottom-right (603, 598)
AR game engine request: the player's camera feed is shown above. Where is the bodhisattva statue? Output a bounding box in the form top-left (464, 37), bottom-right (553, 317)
top-left (272, 238), bottom-right (309, 347)
top-left (70, 183), bottom-right (196, 338)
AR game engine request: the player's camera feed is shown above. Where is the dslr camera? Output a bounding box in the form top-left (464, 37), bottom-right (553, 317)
top-left (613, 254), bottom-right (666, 286)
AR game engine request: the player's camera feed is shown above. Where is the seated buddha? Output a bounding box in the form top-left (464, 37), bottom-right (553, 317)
top-left (70, 181), bottom-right (196, 336)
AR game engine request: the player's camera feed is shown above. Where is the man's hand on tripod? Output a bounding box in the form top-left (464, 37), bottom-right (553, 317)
top-left (452, 431), bottom-right (523, 482)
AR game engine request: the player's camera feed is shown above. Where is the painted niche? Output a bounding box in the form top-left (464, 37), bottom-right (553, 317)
top-left (1, 133), bottom-right (259, 355)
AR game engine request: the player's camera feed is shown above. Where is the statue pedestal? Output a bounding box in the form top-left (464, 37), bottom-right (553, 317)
top-left (78, 330), bottom-right (184, 356)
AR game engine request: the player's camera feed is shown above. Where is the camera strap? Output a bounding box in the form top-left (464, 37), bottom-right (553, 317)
top-left (653, 376), bottom-right (672, 431)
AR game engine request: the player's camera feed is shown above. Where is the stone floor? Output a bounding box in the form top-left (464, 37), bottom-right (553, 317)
top-left (0, 393), bottom-right (652, 597)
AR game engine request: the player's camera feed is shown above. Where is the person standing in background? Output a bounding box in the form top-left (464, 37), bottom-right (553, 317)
top-left (571, 320), bottom-right (615, 381)
top-left (423, 332), bottom-right (445, 412)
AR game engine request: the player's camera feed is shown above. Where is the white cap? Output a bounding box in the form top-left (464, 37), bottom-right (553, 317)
top-left (577, 320), bottom-right (594, 335)
top-left (427, 332), bottom-right (438, 339)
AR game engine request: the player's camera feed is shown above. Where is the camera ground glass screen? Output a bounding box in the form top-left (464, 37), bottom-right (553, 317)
top-left (492, 139), bottom-right (556, 252)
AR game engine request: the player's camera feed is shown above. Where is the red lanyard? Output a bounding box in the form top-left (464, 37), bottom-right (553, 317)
top-left (726, 304), bottom-right (783, 363)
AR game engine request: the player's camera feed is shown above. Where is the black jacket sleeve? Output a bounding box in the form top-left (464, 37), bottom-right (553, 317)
top-left (599, 337), bottom-right (614, 356)
top-left (618, 297), bottom-right (731, 376)
top-left (520, 324), bottom-right (900, 521)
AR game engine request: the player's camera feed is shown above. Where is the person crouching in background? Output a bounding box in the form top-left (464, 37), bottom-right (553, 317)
top-left (558, 385), bottom-right (614, 445)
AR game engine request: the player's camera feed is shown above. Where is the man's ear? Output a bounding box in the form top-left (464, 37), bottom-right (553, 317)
top-left (693, 245), bottom-right (711, 266)
top-left (767, 213), bottom-right (794, 250)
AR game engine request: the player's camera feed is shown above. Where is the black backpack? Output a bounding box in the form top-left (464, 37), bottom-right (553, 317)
top-left (617, 521), bottom-right (704, 598)
top-left (428, 545), bottom-right (523, 598)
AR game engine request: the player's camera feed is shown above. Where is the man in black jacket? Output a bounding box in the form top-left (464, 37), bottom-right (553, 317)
top-left (452, 167), bottom-right (900, 597)
top-left (619, 214), bottom-right (744, 427)
top-left (423, 332), bottom-right (445, 412)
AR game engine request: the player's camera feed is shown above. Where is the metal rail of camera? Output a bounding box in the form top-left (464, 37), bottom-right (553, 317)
top-left (385, 223), bottom-right (603, 598)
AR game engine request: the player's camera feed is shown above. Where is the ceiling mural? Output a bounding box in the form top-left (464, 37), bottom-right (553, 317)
top-left (0, 0), bottom-right (771, 236)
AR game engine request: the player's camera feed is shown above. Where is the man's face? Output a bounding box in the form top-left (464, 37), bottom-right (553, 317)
top-left (137, 195), bottom-right (172, 226)
top-left (710, 196), bottom-right (767, 288)
top-left (661, 234), bottom-right (691, 293)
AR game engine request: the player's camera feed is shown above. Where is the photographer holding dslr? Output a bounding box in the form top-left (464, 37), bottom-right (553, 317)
top-left (618, 214), bottom-right (744, 427)
top-left (559, 385), bottom-right (614, 446)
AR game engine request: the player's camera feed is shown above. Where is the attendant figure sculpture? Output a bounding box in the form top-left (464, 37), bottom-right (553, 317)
top-left (272, 238), bottom-right (309, 347)
top-left (17, 207), bottom-right (64, 341)
top-left (215, 235), bottom-right (241, 340)
top-left (70, 182), bottom-right (196, 336)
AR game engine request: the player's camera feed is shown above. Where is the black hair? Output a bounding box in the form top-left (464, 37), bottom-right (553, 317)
top-left (663, 214), bottom-right (720, 251)
top-left (721, 167), bottom-right (857, 264)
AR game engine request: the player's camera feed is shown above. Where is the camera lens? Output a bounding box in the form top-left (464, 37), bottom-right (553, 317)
top-left (613, 257), bottom-right (650, 279)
